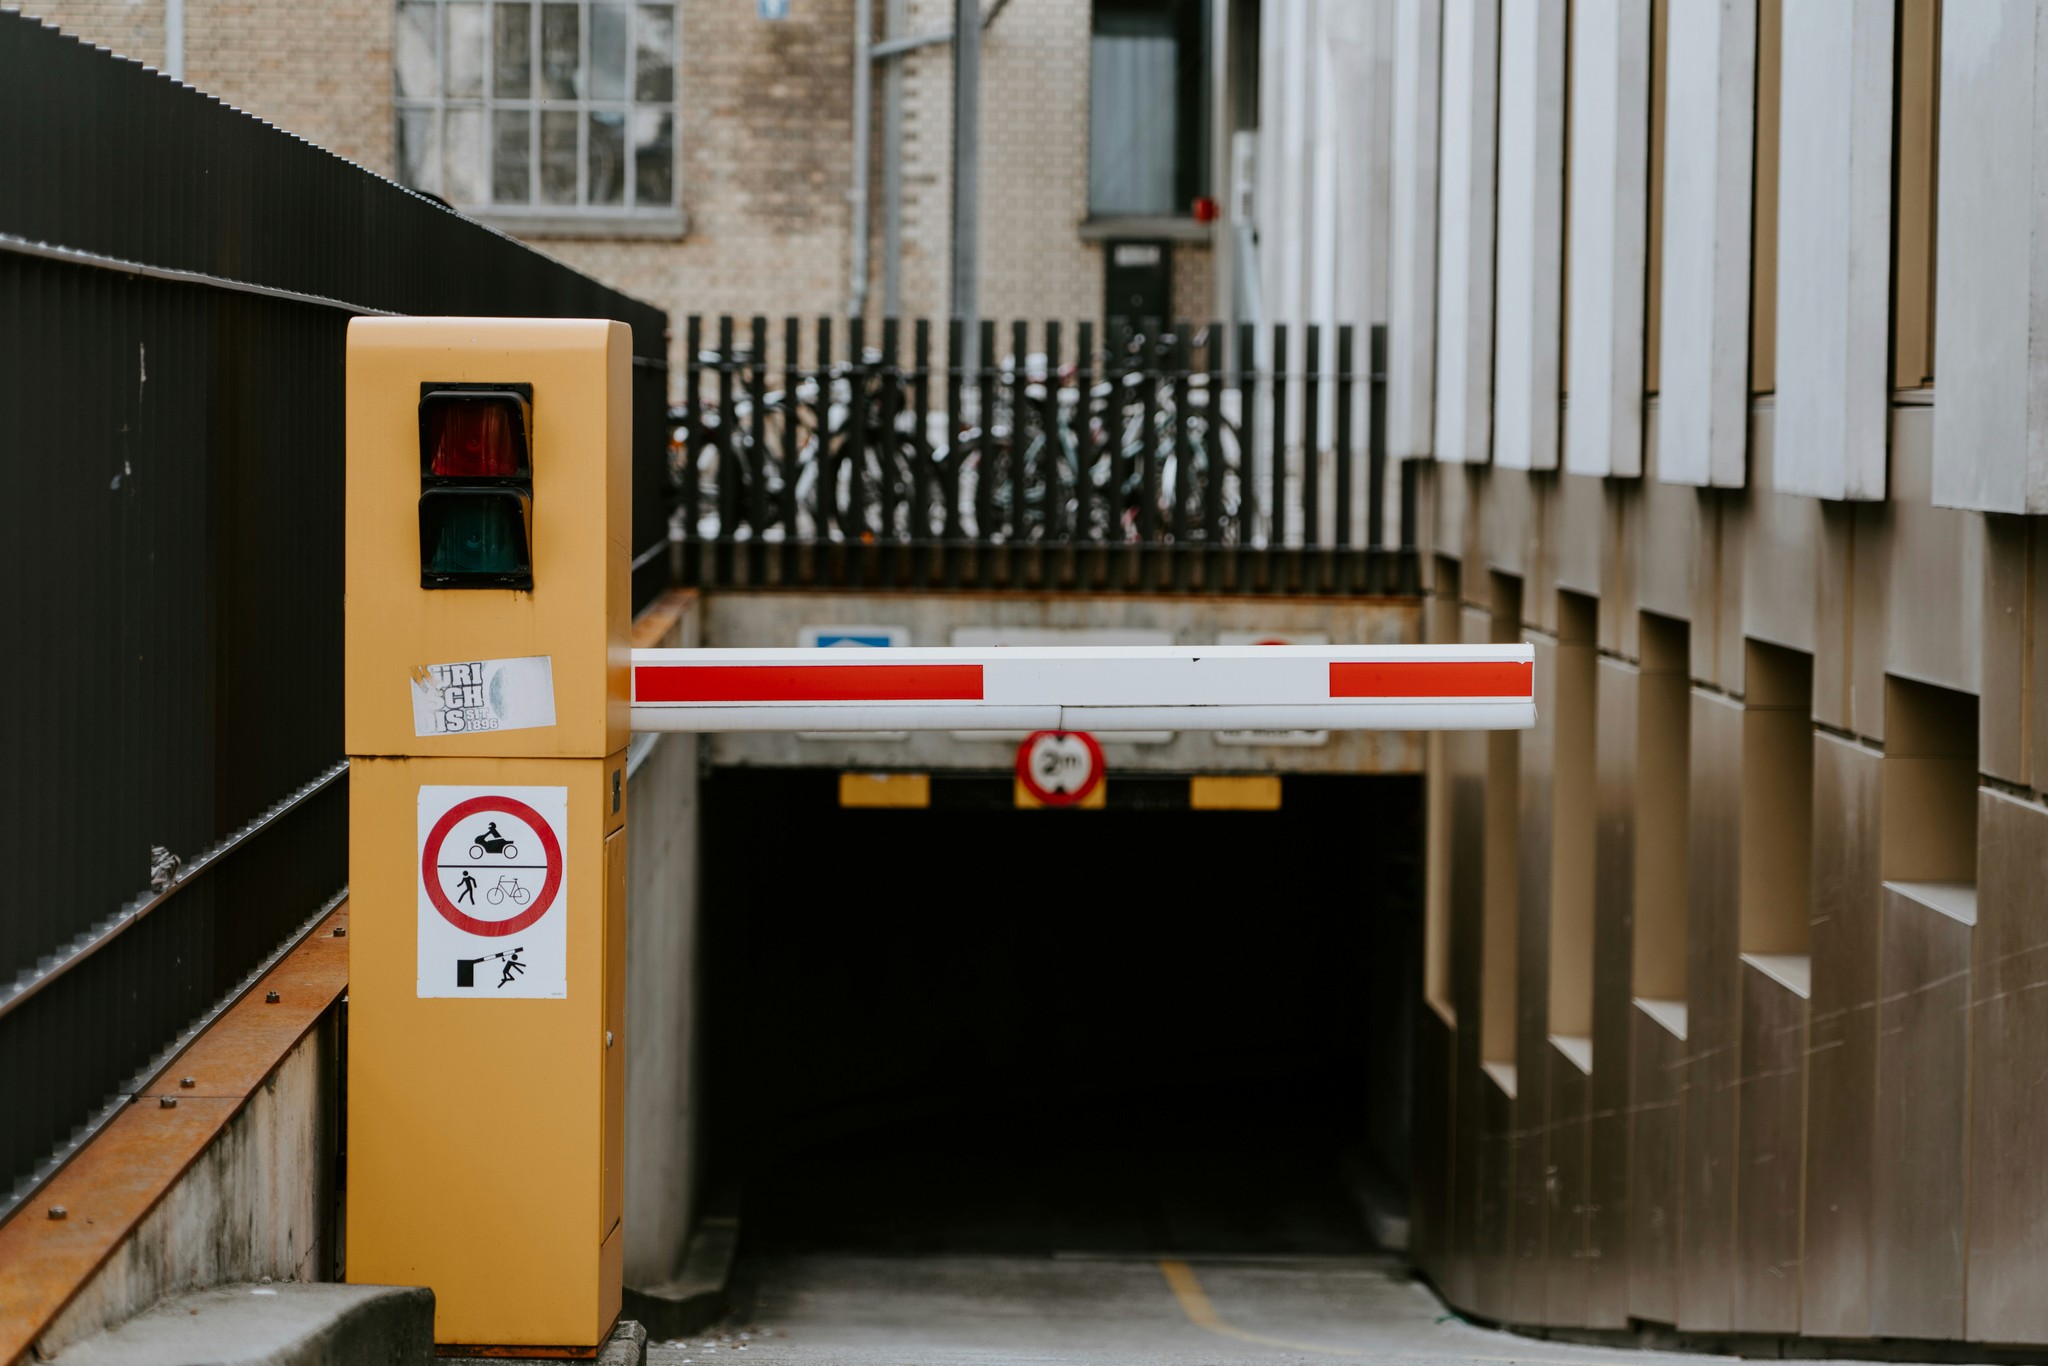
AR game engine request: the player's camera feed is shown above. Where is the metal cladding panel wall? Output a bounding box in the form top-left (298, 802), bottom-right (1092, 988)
top-left (1444, 608), bottom-right (1494, 1310)
top-left (1637, 421), bottom-right (1705, 621)
top-left (1434, 0), bottom-right (1501, 466)
top-left (1655, 0), bottom-right (1754, 489)
top-left (1680, 689), bottom-right (1742, 1331)
top-left (1388, 0), bottom-right (1444, 460)
top-left (1509, 636), bottom-right (1558, 1324)
top-left (1472, 1066), bottom-right (1518, 1321)
top-left (1969, 790), bottom-right (2048, 1343)
top-left (1803, 733), bottom-right (1884, 1338)
top-left (0, 13), bottom-right (670, 1213)
top-left (1491, 0), bottom-right (1566, 473)
top-left (1543, 1040), bottom-right (1591, 1327)
top-left (1412, 1003), bottom-right (1457, 1282)
top-left (1982, 518), bottom-right (2034, 785)
top-left (1739, 413), bottom-right (1825, 657)
top-left (1564, 0), bottom-right (1651, 478)
top-left (1584, 658), bottom-right (1639, 1328)
top-left (1627, 1000), bottom-right (1686, 1325)
top-left (1884, 406), bottom-right (1986, 698)
top-left (1873, 881), bottom-right (1976, 1340)
top-left (1931, 1), bottom-right (2048, 514)
top-left (1733, 955), bottom-right (1808, 1333)
top-left (1772, 0), bottom-right (1894, 501)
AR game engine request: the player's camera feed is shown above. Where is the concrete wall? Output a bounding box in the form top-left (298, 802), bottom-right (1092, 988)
top-left (622, 599), bottom-right (704, 1288)
top-left (33, 1018), bottom-right (341, 1360)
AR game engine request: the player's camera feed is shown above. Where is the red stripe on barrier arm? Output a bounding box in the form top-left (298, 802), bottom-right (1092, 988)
top-left (635, 663), bottom-right (985, 703)
top-left (1328, 660), bottom-right (1533, 699)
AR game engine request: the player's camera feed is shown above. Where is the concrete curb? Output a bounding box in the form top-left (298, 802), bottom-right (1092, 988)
top-left (621, 1216), bottom-right (738, 1341)
top-left (53, 1282), bottom-right (434, 1366)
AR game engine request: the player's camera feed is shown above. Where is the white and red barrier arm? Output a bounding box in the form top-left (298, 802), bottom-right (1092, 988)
top-left (628, 644), bottom-right (1535, 733)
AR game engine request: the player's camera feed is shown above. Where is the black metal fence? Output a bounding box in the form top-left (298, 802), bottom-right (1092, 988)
top-left (674, 317), bottom-right (1419, 595)
top-left (0, 13), bottom-right (671, 1217)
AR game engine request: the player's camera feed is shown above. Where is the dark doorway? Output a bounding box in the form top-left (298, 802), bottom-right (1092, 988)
top-left (1105, 240), bottom-right (1174, 343)
top-left (699, 769), bottom-right (1421, 1258)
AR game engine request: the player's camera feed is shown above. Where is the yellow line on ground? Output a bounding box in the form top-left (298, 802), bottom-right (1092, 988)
top-left (1157, 1259), bottom-right (1656, 1366)
top-left (1158, 1258), bottom-right (1369, 1357)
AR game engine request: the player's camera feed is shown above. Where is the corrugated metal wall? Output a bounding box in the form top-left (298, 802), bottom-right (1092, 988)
top-left (0, 11), bottom-right (671, 1216)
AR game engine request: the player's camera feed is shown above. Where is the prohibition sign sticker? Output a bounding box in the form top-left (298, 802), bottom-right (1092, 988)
top-left (418, 785), bottom-right (569, 998)
top-left (1016, 730), bottom-right (1105, 807)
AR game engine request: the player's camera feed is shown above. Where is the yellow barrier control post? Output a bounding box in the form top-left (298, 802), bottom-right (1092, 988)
top-left (344, 319), bottom-right (631, 1352)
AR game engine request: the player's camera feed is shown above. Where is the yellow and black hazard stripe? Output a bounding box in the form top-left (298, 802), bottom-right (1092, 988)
top-left (835, 771), bottom-right (1284, 812)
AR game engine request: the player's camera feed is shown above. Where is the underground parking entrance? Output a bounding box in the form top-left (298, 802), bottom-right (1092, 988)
top-left (685, 765), bottom-right (1433, 1361)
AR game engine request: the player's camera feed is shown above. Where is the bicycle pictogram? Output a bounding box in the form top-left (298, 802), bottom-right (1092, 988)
top-left (484, 875), bottom-right (531, 907)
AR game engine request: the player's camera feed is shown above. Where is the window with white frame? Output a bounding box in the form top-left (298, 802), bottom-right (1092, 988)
top-left (394, 1), bottom-right (678, 227)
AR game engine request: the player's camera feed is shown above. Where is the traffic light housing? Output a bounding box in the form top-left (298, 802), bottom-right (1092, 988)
top-left (418, 383), bottom-right (534, 588)
top-left (345, 317), bottom-right (631, 760)
top-left (344, 319), bottom-right (631, 1351)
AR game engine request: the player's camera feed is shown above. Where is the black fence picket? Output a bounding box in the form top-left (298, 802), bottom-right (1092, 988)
top-left (672, 314), bottom-right (1417, 596)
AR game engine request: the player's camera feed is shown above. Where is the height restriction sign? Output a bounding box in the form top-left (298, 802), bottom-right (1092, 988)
top-left (1016, 730), bottom-right (1105, 807)
top-left (417, 785), bottom-right (569, 999)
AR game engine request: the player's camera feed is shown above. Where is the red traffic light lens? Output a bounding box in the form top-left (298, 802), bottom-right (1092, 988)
top-left (421, 391), bottom-right (530, 478)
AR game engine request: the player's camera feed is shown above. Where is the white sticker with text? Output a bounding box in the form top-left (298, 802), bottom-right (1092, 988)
top-left (410, 655), bottom-right (557, 737)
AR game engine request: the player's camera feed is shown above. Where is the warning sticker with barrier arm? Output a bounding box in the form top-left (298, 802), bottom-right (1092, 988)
top-left (417, 785), bottom-right (568, 998)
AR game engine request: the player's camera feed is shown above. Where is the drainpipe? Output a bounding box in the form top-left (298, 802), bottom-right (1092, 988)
top-left (881, 0), bottom-right (907, 317)
top-left (950, 0), bottom-right (980, 367)
top-left (849, 0), bottom-right (874, 320)
top-left (164, 0), bottom-right (185, 80)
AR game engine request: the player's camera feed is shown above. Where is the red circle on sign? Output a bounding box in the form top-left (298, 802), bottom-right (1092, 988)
top-left (421, 795), bottom-right (564, 937)
top-left (1015, 730), bottom-right (1105, 807)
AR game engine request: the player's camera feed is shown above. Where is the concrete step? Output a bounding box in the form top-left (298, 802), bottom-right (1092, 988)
top-left (54, 1283), bottom-right (434, 1366)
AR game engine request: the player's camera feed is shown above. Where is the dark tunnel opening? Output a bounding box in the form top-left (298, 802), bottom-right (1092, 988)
top-left (699, 768), bottom-right (1423, 1259)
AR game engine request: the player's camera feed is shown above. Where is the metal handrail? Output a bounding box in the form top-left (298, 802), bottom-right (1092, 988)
top-left (0, 760), bottom-right (350, 1022)
top-left (0, 887), bottom-right (348, 1225)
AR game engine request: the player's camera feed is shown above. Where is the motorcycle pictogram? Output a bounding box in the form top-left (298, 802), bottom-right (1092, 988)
top-left (469, 820), bottom-right (519, 860)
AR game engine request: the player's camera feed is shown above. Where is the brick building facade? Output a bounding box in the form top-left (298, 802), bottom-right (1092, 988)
top-left (25, 0), bottom-right (1214, 383)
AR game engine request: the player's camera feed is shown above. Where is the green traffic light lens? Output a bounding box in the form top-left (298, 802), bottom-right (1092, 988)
top-left (419, 489), bottom-right (532, 588)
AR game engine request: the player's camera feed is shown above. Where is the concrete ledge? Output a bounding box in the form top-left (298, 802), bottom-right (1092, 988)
top-left (55, 1283), bottom-right (432, 1366)
top-left (0, 906), bottom-right (351, 1363)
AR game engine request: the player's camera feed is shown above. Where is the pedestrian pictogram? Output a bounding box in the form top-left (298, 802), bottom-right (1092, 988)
top-left (1016, 730), bottom-right (1105, 807)
top-left (417, 786), bottom-right (569, 998)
